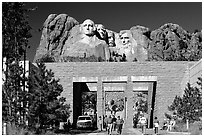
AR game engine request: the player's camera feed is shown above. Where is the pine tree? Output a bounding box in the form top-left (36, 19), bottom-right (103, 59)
top-left (27, 62), bottom-right (70, 132)
top-left (2, 2), bottom-right (32, 59)
top-left (168, 77), bottom-right (202, 123)
top-left (2, 2), bottom-right (33, 127)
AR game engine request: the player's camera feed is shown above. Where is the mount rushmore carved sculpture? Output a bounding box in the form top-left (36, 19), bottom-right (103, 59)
top-left (33, 14), bottom-right (202, 62)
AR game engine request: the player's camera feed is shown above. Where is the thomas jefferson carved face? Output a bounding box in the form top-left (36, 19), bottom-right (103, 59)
top-left (81, 19), bottom-right (95, 36)
top-left (96, 24), bottom-right (106, 39)
top-left (120, 32), bottom-right (130, 46)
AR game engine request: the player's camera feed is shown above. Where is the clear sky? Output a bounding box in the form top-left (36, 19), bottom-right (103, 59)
top-left (25, 2), bottom-right (202, 62)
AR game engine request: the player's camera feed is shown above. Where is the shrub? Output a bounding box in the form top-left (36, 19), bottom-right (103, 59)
top-left (171, 120), bottom-right (188, 132)
top-left (6, 123), bottom-right (35, 135)
top-left (189, 121), bottom-right (202, 135)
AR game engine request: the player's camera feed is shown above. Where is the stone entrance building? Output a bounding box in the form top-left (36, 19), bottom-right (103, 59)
top-left (44, 61), bottom-right (200, 128)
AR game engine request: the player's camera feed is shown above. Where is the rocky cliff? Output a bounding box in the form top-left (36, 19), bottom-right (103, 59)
top-left (33, 14), bottom-right (202, 62)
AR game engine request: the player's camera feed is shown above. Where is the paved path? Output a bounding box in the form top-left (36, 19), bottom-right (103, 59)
top-left (85, 128), bottom-right (191, 135)
top-left (88, 128), bottom-right (143, 135)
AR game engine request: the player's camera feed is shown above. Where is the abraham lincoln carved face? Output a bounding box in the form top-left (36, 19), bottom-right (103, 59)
top-left (120, 32), bottom-right (130, 46)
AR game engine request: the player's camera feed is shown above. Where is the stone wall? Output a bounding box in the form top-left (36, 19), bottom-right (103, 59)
top-left (180, 59), bottom-right (202, 95)
top-left (189, 59), bottom-right (202, 87)
top-left (43, 61), bottom-right (196, 125)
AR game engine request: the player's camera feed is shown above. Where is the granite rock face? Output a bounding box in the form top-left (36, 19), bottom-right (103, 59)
top-left (33, 14), bottom-right (79, 62)
top-left (148, 23), bottom-right (202, 61)
top-left (130, 26), bottom-right (150, 61)
top-left (33, 15), bottom-right (202, 62)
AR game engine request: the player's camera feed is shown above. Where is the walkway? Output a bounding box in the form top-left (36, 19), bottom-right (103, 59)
top-left (88, 128), bottom-right (143, 135)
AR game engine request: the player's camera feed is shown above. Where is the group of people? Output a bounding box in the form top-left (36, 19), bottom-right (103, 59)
top-left (153, 117), bottom-right (177, 134)
top-left (77, 19), bottom-right (140, 62)
top-left (98, 113), bottom-right (176, 135)
top-left (139, 116), bottom-right (176, 135)
top-left (98, 115), bottom-right (124, 135)
top-left (138, 115), bottom-right (159, 135)
top-left (133, 113), bottom-right (159, 135)
top-left (162, 118), bottom-right (176, 131)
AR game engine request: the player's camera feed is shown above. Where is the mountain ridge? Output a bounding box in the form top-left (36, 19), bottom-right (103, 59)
top-left (33, 14), bottom-right (202, 62)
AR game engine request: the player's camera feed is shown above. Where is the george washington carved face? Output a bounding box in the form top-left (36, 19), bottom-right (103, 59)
top-left (81, 19), bottom-right (95, 36)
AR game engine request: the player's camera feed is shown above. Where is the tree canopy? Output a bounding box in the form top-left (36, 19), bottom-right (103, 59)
top-left (28, 62), bottom-right (70, 130)
top-left (2, 2), bottom-right (32, 60)
top-left (167, 77), bottom-right (202, 122)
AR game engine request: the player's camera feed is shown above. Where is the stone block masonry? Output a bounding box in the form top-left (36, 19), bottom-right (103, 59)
top-left (43, 61), bottom-right (196, 127)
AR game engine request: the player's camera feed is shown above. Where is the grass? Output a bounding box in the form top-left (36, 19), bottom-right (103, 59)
top-left (189, 121), bottom-right (202, 135)
top-left (4, 123), bottom-right (57, 135)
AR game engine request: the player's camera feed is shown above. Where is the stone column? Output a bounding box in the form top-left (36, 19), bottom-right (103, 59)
top-left (124, 76), bottom-right (133, 128)
top-left (97, 77), bottom-right (104, 129)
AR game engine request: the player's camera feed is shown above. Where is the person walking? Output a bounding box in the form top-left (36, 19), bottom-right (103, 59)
top-left (116, 116), bottom-right (124, 135)
top-left (112, 115), bottom-right (117, 132)
top-left (104, 115), bottom-right (108, 131)
top-left (98, 116), bottom-right (103, 131)
top-left (133, 114), bottom-right (138, 128)
top-left (139, 114), bottom-right (147, 135)
top-left (153, 117), bottom-right (159, 135)
top-left (107, 115), bottom-right (113, 135)
top-left (167, 118), bottom-right (172, 131)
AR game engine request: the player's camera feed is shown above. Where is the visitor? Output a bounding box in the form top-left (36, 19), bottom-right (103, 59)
top-left (133, 114), bottom-right (137, 128)
top-left (112, 115), bottom-right (117, 131)
top-left (167, 118), bottom-right (173, 131)
top-left (107, 115), bottom-right (113, 135)
top-left (162, 119), bottom-right (168, 130)
top-left (104, 115), bottom-right (108, 131)
top-left (139, 114), bottom-right (147, 135)
top-left (116, 116), bottom-right (124, 135)
top-left (153, 117), bottom-right (159, 135)
top-left (98, 116), bottom-right (103, 131)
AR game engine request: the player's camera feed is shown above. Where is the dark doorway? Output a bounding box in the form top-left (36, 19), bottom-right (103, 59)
top-left (149, 81), bottom-right (157, 128)
top-left (73, 82), bottom-right (97, 128)
top-left (132, 82), bottom-right (156, 128)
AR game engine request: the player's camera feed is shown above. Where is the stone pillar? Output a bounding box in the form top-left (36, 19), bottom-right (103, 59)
top-left (97, 77), bottom-right (104, 129)
top-left (124, 76), bottom-right (133, 128)
top-left (70, 81), bottom-right (73, 124)
top-left (147, 82), bottom-right (154, 128)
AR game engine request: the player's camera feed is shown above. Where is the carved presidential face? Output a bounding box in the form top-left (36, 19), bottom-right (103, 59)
top-left (120, 32), bottom-right (130, 45)
top-left (81, 19), bottom-right (95, 36)
top-left (107, 31), bottom-right (115, 47)
top-left (96, 24), bottom-right (106, 39)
